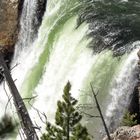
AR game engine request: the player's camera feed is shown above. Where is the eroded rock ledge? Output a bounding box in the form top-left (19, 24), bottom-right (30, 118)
top-left (103, 125), bottom-right (140, 140)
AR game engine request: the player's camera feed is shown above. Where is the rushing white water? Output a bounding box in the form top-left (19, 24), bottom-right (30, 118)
top-left (13, 0), bottom-right (40, 59)
top-left (0, 0), bottom-right (139, 140)
top-left (105, 45), bottom-right (139, 132)
top-left (0, 0), bottom-right (46, 139)
top-left (29, 17), bottom-right (96, 124)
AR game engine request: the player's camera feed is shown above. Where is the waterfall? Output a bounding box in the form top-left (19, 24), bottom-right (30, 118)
top-left (14, 0), bottom-right (37, 58)
top-left (13, 0), bottom-right (47, 59)
top-left (105, 46), bottom-right (139, 132)
top-left (0, 0), bottom-right (140, 140)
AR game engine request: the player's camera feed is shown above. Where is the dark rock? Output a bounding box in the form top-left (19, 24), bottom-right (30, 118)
top-left (129, 86), bottom-right (140, 123)
top-left (36, 0), bottom-right (47, 26)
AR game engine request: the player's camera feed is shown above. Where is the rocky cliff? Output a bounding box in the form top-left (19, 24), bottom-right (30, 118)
top-left (0, 0), bottom-right (47, 53)
top-left (0, 0), bottom-right (21, 52)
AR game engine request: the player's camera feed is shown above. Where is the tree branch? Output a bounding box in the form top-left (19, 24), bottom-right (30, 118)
top-left (90, 83), bottom-right (111, 140)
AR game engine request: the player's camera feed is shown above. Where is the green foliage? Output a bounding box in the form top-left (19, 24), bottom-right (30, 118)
top-left (0, 115), bottom-right (16, 138)
top-left (121, 111), bottom-right (137, 127)
top-left (41, 82), bottom-right (91, 140)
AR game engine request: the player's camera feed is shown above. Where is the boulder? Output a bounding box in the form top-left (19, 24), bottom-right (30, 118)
top-left (103, 125), bottom-right (140, 140)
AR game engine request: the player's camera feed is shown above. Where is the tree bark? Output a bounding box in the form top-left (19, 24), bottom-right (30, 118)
top-left (0, 53), bottom-right (38, 140)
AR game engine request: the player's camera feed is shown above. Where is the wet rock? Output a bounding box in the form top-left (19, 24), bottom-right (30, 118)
top-left (129, 86), bottom-right (140, 123)
top-left (103, 125), bottom-right (140, 140)
top-left (0, 0), bottom-right (20, 51)
top-left (0, 0), bottom-right (47, 52)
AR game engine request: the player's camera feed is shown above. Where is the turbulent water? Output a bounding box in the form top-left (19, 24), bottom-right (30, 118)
top-left (13, 0), bottom-right (46, 59)
top-left (0, 0), bottom-right (140, 140)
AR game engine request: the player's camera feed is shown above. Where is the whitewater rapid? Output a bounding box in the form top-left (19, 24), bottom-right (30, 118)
top-left (0, 0), bottom-right (139, 140)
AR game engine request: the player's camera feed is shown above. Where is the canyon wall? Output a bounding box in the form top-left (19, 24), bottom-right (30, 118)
top-left (0, 0), bottom-right (21, 52)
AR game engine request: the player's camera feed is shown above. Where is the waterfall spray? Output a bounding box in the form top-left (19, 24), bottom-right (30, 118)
top-left (105, 46), bottom-right (140, 132)
top-left (0, 0), bottom-right (140, 140)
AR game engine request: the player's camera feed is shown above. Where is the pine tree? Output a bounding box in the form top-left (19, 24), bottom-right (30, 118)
top-left (0, 115), bottom-right (16, 138)
top-left (41, 82), bottom-right (91, 140)
top-left (121, 111), bottom-right (137, 127)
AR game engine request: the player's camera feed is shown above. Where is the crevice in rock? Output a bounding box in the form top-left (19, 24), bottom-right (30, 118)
top-left (128, 85), bottom-right (140, 123)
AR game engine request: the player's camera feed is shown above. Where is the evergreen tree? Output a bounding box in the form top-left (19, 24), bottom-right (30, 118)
top-left (0, 115), bottom-right (16, 138)
top-left (41, 82), bottom-right (91, 140)
top-left (121, 111), bottom-right (137, 127)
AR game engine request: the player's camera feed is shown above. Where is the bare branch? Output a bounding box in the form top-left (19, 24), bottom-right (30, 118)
top-left (34, 121), bottom-right (44, 138)
top-left (0, 53), bottom-right (39, 140)
top-left (95, 90), bottom-right (99, 96)
top-left (5, 95), bottom-right (13, 115)
top-left (3, 79), bottom-right (13, 115)
top-left (90, 83), bottom-right (111, 140)
top-left (23, 95), bottom-right (38, 101)
top-left (25, 95), bottom-right (47, 124)
top-left (80, 111), bottom-right (100, 118)
top-left (10, 63), bottom-right (20, 71)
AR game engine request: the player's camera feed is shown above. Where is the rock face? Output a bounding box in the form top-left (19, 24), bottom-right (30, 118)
top-left (129, 86), bottom-right (140, 123)
top-left (103, 125), bottom-right (140, 140)
top-left (0, 0), bottom-right (47, 53)
top-left (0, 0), bottom-right (20, 52)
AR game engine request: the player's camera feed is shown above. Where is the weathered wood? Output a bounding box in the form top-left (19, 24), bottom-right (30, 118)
top-left (90, 83), bottom-right (111, 140)
top-left (0, 53), bottom-right (38, 140)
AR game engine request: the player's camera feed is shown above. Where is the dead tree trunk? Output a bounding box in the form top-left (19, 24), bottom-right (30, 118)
top-left (0, 53), bottom-right (39, 140)
top-left (90, 83), bottom-right (111, 140)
